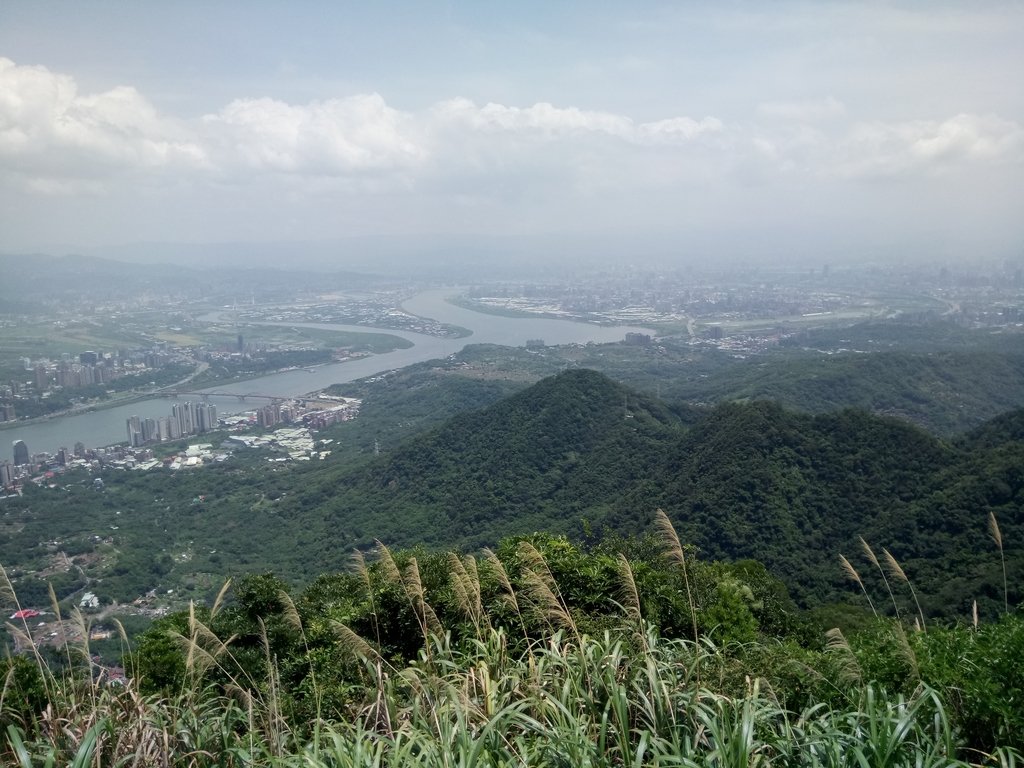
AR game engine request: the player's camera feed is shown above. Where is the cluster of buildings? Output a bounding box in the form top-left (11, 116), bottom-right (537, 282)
top-left (2, 439), bottom-right (90, 490)
top-left (1, 393), bottom-right (362, 494)
top-left (301, 398), bottom-right (361, 430)
top-left (0, 434), bottom-right (232, 492)
top-left (221, 396), bottom-right (361, 432)
top-left (1, 347), bottom-right (186, 424)
top-left (26, 349), bottom-right (177, 391)
top-left (126, 401), bottom-right (219, 447)
top-left (228, 428), bottom-right (323, 461)
top-left (467, 261), bottom-right (1024, 338)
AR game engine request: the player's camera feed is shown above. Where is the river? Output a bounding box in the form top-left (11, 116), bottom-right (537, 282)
top-left (3, 289), bottom-right (654, 459)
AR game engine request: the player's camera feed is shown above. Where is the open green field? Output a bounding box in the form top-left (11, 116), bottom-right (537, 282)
top-left (0, 316), bottom-right (410, 379)
top-left (194, 323), bottom-right (412, 354)
top-left (0, 320), bottom-right (149, 379)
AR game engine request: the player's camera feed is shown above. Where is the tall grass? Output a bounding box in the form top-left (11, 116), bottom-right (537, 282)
top-left (990, 513), bottom-right (1008, 615)
top-left (1, 520), bottom-right (1021, 767)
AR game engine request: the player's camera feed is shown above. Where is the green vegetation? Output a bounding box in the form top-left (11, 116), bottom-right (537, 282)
top-left (323, 365), bottom-right (525, 464)
top-left (2, 305), bottom-right (1024, 763)
top-left (506, 320), bottom-right (1024, 437)
top-left (0, 369), bottom-right (1021, 629)
top-left (0, 319), bottom-right (149, 381)
top-left (2, 526), bottom-right (1021, 765)
top-left (293, 370), bottom-right (1023, 618)
top-left (660, 350), bottom-right (1024, 436)
top-left (204, 325), bottom-right (413, 355)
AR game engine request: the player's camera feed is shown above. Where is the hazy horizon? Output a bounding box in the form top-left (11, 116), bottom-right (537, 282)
top-left (1, 2), bottom-right (1021, 267)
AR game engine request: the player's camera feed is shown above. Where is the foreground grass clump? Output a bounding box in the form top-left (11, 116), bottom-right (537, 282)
top-left (3, 627), bottom-right (1021, 767)
top-left (3, 521), bottom-right (1022, 765)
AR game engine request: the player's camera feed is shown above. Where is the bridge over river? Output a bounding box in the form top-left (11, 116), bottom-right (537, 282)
top-left (159, 389), bottom-right (293, 403)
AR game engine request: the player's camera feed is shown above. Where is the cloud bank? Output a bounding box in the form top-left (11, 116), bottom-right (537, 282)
top-left (4, 57), bottom-right (1019, 194)
top-left (0, 54), bottom-right (1021, 255)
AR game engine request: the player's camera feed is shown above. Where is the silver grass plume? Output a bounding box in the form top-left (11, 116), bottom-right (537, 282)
top-left (839, 553), bottom-right (877, 617)
top-left (654, 509), bottom-right (699, 649)
top-left (883, 548), bottom-right (926, 632)
top-left (861, 536), bottom-right (900, 619)
top-left (990, 512), bottom-right (1008, 614)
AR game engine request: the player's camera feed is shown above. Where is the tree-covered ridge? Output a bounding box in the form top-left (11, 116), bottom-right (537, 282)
top-left (0, 369), bottom-right (1020, 624)
top-left (663, 349), bottom-right (1024, 436)
top-left (287, 370), bottom-right (1021, 617)
top-left (315, 370), bottom-right (693, 548)
top-left (2, 370), bottom-right (1024, 764)
top-left (960, 408), bottom-right (1024, 449)
top-left (432, 316), bottom-right (1024, 436)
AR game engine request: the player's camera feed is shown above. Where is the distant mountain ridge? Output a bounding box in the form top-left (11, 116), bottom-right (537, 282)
top-left (0, 251), bottom-right (386, 303)
top-left (665, 349), bottom-right (1024, 436)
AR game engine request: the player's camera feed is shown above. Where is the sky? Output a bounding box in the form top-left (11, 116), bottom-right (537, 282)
top-left (0, 1), bottom-right (1022, 267)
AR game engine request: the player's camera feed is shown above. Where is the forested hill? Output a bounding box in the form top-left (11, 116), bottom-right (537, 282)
top-left (289, 369), bottom-right (1021, 617)
top-left (297, 369), bottom-right (697, 547)
top-left (960, 408), bottom-right (1024, 449)
top-left (2, 370), bottom-right (1020, 622)
top-left (662, 349), bottom-right (1024, 436)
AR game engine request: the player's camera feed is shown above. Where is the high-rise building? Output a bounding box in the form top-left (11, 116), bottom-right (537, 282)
top-left (197, 403), bottom-right (217, 432)
top-left (174, 401), bottom-right (197, 436)
top-left (73, 442), bottom-right (86, 458)
top-left (127, 415), bottom-right (143, 447)
top-left (57, 447), bottom-right (69, 466)
top-left (12, 440), bottom-right (29, 466)
top-left (0, 461), bottom-right (13, 487)
top-left (34, 365), bottom-right (49, 390)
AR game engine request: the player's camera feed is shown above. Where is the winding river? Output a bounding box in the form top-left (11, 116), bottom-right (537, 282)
top-left (4, 289), bottom-right (655, 459)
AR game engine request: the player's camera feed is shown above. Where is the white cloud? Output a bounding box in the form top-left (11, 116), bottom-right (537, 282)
top-left (431, 97), bottom-right (721, 145)
top-left (836, 113), bottom-right (1024, 178)
top-left (636, 116), bottom-right (724, 144)
top-left (0, 57), bottom-right (204, 186)
top-left (0, 54), bottom-right (1020, 227)
top-left (201, 94), bottom-right (424, 176)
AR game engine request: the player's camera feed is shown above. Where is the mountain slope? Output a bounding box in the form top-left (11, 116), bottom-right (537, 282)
top-left (2, 370), bottom-right (1020, 619)
top-left (300, 369), bottom-right (694, 549)
top-left (664, 350), bottom-right (1024, 436)
top-left (278, 371), bottom-right (1021, 614)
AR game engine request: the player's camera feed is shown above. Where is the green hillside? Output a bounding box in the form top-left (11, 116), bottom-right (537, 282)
top-left (301, 370), bottom-right (694, 550)
top-left (3, 370), bottom-right (1024, 766)
top-left (299, 370), bottom-right (1021, 616)
top-left (1, 369), bottom-right (1021, 624)
top-left (665, 350), bottom-right (1024, 435)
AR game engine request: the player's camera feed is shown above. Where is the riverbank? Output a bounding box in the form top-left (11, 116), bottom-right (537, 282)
top-left (0, 332), bottom-right (415, 432)
top-left (0, 391), bottom-right (155, 431)
top-left (0, 366), bottom-right (338, 433)
top-left (3, 289), bottom-right (656, 460)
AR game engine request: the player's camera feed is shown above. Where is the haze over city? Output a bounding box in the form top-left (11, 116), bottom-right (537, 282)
top-left (1, 1), bottom-right (1022, 269)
